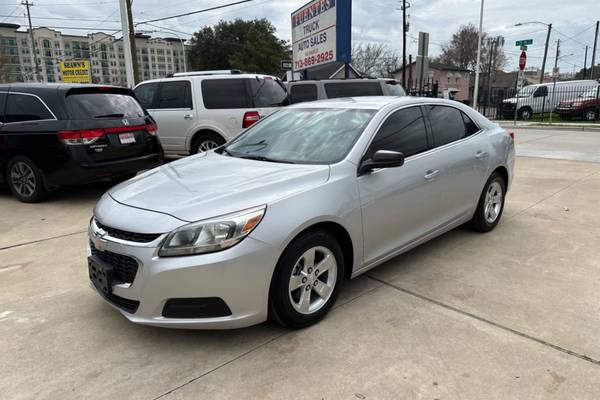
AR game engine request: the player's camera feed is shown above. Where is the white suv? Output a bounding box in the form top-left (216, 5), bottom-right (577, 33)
top-left (134, 71), bottom-right (288, 155)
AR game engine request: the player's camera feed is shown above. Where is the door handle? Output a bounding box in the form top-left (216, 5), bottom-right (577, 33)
top-left (424, 170), bottom-right (439, 180)
top-left (475, 151), bottom-right (488, 160)
top-left (184, 114), bottom-right (193, 120)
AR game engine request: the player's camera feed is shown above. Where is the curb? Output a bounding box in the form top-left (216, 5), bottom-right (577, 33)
top-left (497, 123), bottom-right (600, 132)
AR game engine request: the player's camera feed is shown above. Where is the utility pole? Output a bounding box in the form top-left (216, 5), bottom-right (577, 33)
top-left (401, 0), bottom-right (408, 89)
top-left (22, 0), bottom-right (39, 82)
top-left (119, 0), bottom-right (136, 87)
top-left (472, 0), bottom-right (484, 109)
top-left (583, 46), bottom-right (588, 79)
top-left (591, 20), bottom-right (599, 79)
top-left (539, 23), bottom-right (552, 84)
top-left (549, 39), bottom-right (560, 124)
top-left (126, 0), bottom-right (139, 84)
top-left (408, 54), bottom-right (412, 92)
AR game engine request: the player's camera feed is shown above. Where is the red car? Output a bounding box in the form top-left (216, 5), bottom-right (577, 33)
top-left (556, 87), bottom-right (600, 121)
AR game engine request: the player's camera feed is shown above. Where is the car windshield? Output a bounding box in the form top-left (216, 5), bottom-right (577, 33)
top-left (580, 88), bottom-right (599, 98)
top-left (516, 86), bottom-right (537, 98)
top-left (223, 108), bottom-right (376, 164)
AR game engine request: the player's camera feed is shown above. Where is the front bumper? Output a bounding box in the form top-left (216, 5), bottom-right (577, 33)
top-left (87, 218), bottom-right (280, 329)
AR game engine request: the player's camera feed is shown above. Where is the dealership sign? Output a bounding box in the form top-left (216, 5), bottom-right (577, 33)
top-left (60, 60), bottom-right (91, 84)
top-left (291, 0), bottom-right (351, 71)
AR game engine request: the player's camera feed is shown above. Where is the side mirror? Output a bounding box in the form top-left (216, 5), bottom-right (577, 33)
top-left (358, 150), bottom-right (405, 175)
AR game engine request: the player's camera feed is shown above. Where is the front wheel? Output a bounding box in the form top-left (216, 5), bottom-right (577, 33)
top-left (518, 107), bottom-right (532, 120)
top-left (469, 172), bottom-right (506, 232)
top-left (269, 231), bottom-right (344, 329)
top-left (584, 108), bottom-right (597, 121)
top-left (6, 156), bottom-right (48, 203)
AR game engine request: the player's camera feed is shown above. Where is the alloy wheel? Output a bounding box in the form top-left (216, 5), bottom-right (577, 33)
top-left (197, 140), bottom-right (219, 152)
top-left (288, 246), bottom-right (338, 315)
top-left (10, 161), bottom-right (37, 198)
top-left (484, 181), bottom-right (503, 224)
top-left (585, 110), bottom-right (597, 121)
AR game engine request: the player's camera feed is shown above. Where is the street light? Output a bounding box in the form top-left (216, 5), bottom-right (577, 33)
top-left (514, 21), bottom-right (552, 84)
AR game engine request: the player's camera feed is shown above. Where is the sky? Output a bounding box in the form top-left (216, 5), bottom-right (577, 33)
top-left (0, 0), bottom-right (598, 74)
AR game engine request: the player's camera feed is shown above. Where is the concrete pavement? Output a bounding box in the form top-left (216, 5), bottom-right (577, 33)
top-left (1, 127), bottom-right (600, 399)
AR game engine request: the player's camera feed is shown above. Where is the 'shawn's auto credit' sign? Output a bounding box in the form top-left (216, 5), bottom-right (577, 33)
top-left (291, 0), bottom-right (351, 71)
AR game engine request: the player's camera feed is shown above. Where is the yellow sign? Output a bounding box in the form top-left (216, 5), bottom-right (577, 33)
top-left (60, 60), bottom-right (91, 84)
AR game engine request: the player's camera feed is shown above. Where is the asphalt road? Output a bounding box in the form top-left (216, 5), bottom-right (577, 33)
top-left (1, 127), bottom-right (600, 399)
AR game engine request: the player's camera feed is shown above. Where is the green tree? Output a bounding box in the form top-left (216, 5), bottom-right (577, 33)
top-left (188, 19), bottom-right (290, 75)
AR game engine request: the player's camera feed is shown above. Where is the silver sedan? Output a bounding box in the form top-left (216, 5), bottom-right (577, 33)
top-left (88, 96), bottom-right (515, 329)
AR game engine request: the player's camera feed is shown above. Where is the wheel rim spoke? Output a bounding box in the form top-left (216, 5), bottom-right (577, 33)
top-left (299, 288), bottom-right (311, 313)
top-left (315, 254), bottom-right (333, 275)
top-left (312, 281), bottom-right (332, 300)
top-left (302, 248), bottom-right (316, 271)
top-left (289, 273), bottom-right (305, 291)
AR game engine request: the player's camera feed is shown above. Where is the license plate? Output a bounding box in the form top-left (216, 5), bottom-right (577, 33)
top-left (88, 257), bottom-right (114, 294)
top-left (119, 132), bottom-right (136, 144)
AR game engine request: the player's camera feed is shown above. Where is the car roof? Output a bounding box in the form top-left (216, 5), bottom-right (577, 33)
top-left (289, 78), bottom-right (388, 84)
top-left (135, 73), bottom-right (280, 86)
top-left (0, 83), bottom-right (127, 94)
top-left (287, 96), bottom-right (460, 110)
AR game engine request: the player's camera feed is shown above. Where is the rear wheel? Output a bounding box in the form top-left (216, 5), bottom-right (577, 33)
top-left (584, 108), bottom-right (597, 121)
top-left (469, 172), bottom-right (506, 233)
top-left (191, 132), bottom-right (225, 154)
top-left (7, 156), bottom-right (48, 203)
top-left (269, 231), bottom-right (344, 329)
top-left (518, 107), bottom-right (532, 120)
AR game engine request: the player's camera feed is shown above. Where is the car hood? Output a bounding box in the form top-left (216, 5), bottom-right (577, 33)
top-left (109, 152), bottom-right (331, 222)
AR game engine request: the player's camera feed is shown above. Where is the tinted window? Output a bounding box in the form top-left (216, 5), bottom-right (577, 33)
top-left (385, 82), bottom-right (406, 96)
top-left (290, 84), bottom-right (318, 104)
top-left (5, 93), bottom-right (54, 123)
top-left (157, 81), bottom-right (192, 109)
top-left (0, 92), bottom-right (7, 123)
top-left (534, 86), bottom-right (548, 97)
top-left (324, 82), bottom-right (383, 98)
top-left (134, 82), bottom-right (159, 109)
top-left (66, 93), bottom-right (144, 119)
top-left (369, 107), bottom-right (428, 158)
top-left (202, 79), bottom-right (251, 109)
top-left (427, 105), bottom-right (467, 147)
top-left (250, 78), bottom-right (287, 107)
top-left (461, 111), bottom-right (480, 136)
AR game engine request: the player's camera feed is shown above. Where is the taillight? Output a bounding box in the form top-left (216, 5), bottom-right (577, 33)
top-left (58, 129), bottom-right (104, 145)
top-left (146, 123), bottom-right (158, 136)
top-left (243, 111), bottom-right (260, 128)
top-left (507, 129), bottom-right (515, 141)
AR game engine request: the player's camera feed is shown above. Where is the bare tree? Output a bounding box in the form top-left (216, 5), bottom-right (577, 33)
top-left (352, 43), bottom-right (400, 78)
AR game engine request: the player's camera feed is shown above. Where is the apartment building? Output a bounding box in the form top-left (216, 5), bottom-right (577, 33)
top-left (0, 23), bottom-right (187, 85)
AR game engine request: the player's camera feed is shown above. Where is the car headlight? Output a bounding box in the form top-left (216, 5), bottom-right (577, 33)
top-left (158, 205), bottom-right (266, 257)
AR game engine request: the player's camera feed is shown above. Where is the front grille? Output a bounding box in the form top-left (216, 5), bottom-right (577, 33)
top-left (90, 241), bottom-right (139, 284)
top-left (98, 289), bottom-right (140, 313)
top-left (95, 219), bottom-right (161, 243)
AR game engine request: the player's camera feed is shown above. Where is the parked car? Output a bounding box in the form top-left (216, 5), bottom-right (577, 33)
top-left (286, 78), bottom-right (406, 104)
top-left (0, 84), bottom-right (162, 203)
top-left (88, 96), bottom-right (514, 329)
top-left (500, 80), bottom-right (599, 119)
top-left (555, 87), bottom-right (600, 121)
top-left (133, 70), bottom-right (288, 156)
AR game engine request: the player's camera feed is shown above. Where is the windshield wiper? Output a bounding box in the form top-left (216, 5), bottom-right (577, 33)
top-left (239, 155), bottom-right (294, 164)
top-left (94, 113), bottom-right (125, 118)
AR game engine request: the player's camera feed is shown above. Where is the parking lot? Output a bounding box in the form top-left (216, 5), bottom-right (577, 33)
top-left (2, 127), bottom-right (600, 399)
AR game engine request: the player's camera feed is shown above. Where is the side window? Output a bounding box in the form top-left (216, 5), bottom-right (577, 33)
top-left (201, 79), bottom-right (251, 109)
top-left (369, 107), bottom-right (428, 158)
top-left (0, 92), bottom-right (7, 123)
top-left (134, 82), bottom-right (159, 109)
top-left (324, 82), bottom-right (384, 98)
top-left (156, 81), bottom-right (192, 109)
top-left (461, 111), bottom-right (480, 136)
top-left (427, 105), bottom-right (467, 147)
top-left (290, 84), bottom-right (318, 104)
top-left (4, 93), bottom-right (54, 123)
top-left (251, 78), bottom-right (287, 107)
top-left (534, 86), bottom-right (548, 98)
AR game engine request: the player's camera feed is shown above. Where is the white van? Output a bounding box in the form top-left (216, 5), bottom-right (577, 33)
top-left (500, 80), bottom-right (599, 120)
top-left (134, 71), bottom-right (288, 155)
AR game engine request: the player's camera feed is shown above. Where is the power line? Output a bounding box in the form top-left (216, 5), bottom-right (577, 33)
top-left (0, 14), bottom-right (120, 22)
top-left (0, 4), bottom-right (21, 22)
top-left (134, 0), bottom-right (254, 25)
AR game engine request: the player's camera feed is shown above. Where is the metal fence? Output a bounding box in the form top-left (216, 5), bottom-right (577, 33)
top-left (473, 84), bottom-right (600, 123)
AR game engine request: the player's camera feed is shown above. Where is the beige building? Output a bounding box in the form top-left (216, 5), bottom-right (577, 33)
top-left (0, 23), bottom-right (187, 85)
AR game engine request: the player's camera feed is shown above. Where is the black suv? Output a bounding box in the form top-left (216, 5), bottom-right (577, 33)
top-left (0, 84), bottom-right (162, 202)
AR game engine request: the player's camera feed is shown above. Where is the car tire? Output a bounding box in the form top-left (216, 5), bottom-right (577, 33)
top-left (469, 172), bottom-right (506, 233)
top-left (269, 231), bottom-right (345, 329)
top-left (191, 132), bottom-right (225, 154)
top-left (6, 156), bottom-right (48, 203)
top-left (518, 107), bottom-right (532, 120)
top-left (584, 108), bottom-right (597, 121)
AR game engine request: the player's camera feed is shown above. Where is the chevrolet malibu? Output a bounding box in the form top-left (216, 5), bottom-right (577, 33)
top-left (88, 97), bottom-right (515, 329)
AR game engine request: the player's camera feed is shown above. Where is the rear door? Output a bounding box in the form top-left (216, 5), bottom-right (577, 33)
top-left (200, 78), bottom-right (253, 139)
top-left (136, 80), bottom-right (193, 154)
top-left (64, 88), bottom-right (158, 164)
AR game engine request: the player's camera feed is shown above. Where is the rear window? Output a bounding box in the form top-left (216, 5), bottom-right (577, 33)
top-left (134, 82), bottom-right (159, 109)
top-left (66, 92), bottom-right (145, 119)
top-left (386, 82), bottom-right (406, 96)
top-left (290, 84), bottom-right (318, 104)
top-left (324, 82), bottom-right (383, 98)
top-left (4, 93), bottom-right (54, 123)
top-left (201, 79), bottom-right (251, 109)
top-left (250, 78), bottom-right (287, 107)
